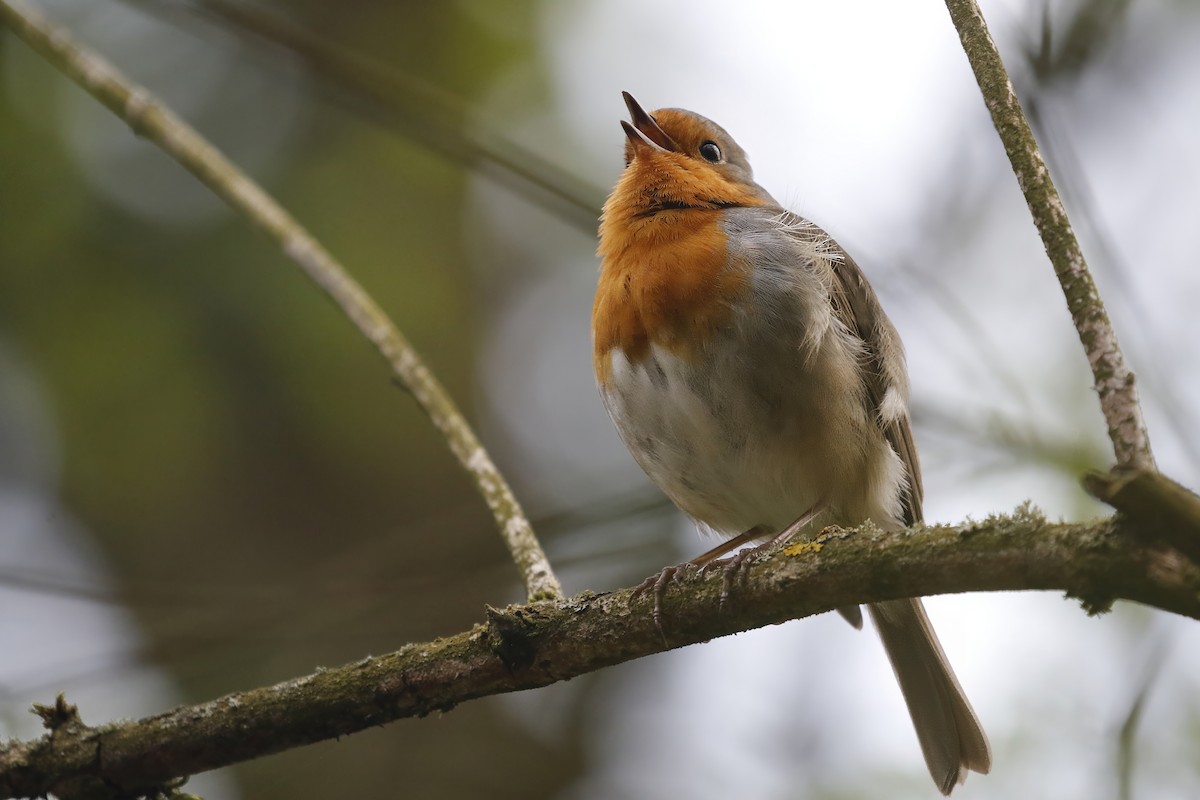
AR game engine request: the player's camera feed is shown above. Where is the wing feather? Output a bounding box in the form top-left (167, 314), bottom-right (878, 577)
top-left (778, 212), bottom-right (924, 525)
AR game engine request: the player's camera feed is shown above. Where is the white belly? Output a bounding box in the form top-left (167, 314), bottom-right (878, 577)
top-left (599, 336), bottom-right (905, 539)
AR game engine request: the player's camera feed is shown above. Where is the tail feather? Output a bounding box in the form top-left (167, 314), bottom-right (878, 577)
top-left (868, 598), bottom-right (991, 795)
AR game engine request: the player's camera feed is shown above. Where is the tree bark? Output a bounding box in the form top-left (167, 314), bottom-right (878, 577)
top-left (3, 509), bottom-right (1198, 800)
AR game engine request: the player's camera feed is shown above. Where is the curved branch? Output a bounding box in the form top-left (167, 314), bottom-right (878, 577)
top-left (0, 0), bottom-right (561, 601)
top-left (126, 0), bottom-right (607, 234)
top-left (943, 0), bottom-right (1156, 471)
top-left (3, 510), bottom-right (1198, 799)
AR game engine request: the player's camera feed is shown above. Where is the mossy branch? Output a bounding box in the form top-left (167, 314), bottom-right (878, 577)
top-left (943, 0), bottom-right (1155, 472)
top-left (0, 0), bottom-right (561, 601)
top-left (2, 508), bottom-right (1199, 799)
top-left (5, 2), bottom-right (1197, 798)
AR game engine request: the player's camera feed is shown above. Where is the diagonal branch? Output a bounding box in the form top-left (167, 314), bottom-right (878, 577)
top-left (123, 0), bottom-right (607, 234)
top-left (0, 0), bottom-right (562, 601)
top-left (943, 0), bottom-right (1155, 472)
top-left (2, 509), bottom-right (1198, 799)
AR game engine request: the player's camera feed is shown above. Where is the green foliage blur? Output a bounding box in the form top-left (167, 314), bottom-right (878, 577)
top-left (0, 1), bottom-right (589, 797)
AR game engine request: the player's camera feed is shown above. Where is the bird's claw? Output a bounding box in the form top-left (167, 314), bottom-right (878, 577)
top-left (709, 537), bottom-right (793, 610)
top-left (716, 549), bottom-right (757, 611)
top-left (631, 563), bottom-right (696, 645)
top-left (631, 532), bottom-right (796, 635)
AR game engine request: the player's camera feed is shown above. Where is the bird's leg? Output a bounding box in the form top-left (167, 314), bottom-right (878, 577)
top-left (631, 525), bottom-right (770, 641)
top-left (631, 503), bottom-right (826, 634)
top-left (689, 525), bottom-right (771, 569)
top-left (713, 504), bottom-right (827, 608)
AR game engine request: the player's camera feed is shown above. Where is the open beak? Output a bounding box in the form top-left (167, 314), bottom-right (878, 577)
top-left (621, 91), bottom-right (677, 158)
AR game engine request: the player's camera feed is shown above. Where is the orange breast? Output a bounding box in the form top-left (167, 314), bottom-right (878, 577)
top-left (593, 209), bottom-right (749, 386)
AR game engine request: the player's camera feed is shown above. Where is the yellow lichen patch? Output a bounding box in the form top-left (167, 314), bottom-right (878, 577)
top-left (782, 541), bottom-right (824, 557)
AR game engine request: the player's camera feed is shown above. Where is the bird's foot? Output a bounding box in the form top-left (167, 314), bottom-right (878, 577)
top-left (630, 563), bottom-right (696, 645)
top-left (697, 538), bottom-right (786, 611)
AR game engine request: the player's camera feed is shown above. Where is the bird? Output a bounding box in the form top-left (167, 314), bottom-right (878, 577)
top-left (592, 92), bottom-right (991, 794)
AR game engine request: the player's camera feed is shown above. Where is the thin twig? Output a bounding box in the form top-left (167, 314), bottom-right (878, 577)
top-left (0, 0), bottom-right (562, 601)
top-left (122, 0), bottom-right (606, 233)
top-left (942, 0), bottom-right (1155, 472)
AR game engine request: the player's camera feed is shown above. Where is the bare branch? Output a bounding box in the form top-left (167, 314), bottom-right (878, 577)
top-left (1085, 468), bottom-right (1200, 564)
top-left (942, 0), bottom-right (1155, 471)
top-left (2, 509), bottom-right (1197, 799)
top-left (0, 0), bottom-right (562, 601)
top-left (123, 0), bottom-right (606, 233)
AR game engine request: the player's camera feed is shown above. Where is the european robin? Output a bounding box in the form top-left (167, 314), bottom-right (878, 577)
top-left (592, 92), bottom-right (991, 794)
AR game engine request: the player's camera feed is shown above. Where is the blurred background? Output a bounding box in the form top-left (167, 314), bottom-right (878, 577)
top-left (1, 0), bottom-right (1199, 797)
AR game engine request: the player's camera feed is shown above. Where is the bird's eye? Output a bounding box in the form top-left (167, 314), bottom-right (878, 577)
top-left (699, 141), bottom-right (722, 163)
